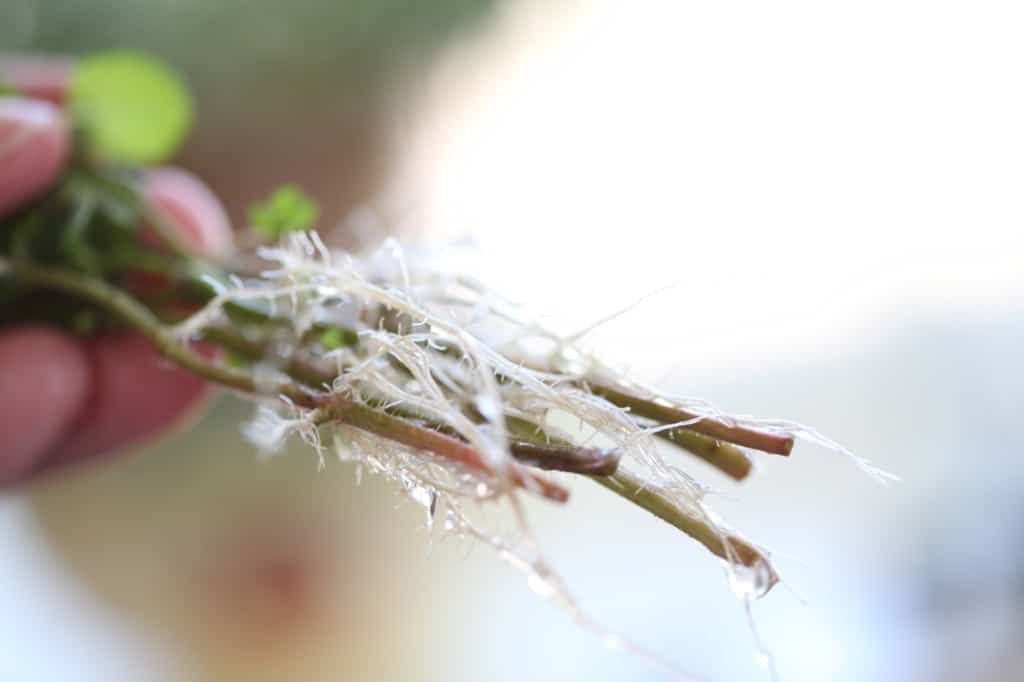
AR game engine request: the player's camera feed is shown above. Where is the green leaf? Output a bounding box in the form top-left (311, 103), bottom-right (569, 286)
top-left (70, 51), bottom-right (193, 164)
top-left (248, 185), bottom-right (320, 239)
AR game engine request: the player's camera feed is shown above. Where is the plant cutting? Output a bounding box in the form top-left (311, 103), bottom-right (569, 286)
top-left (0, 51), bottom-right (891, 678)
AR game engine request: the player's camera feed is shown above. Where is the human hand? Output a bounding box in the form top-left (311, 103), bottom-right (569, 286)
top-left (0, 56), bottom-right (232, 485)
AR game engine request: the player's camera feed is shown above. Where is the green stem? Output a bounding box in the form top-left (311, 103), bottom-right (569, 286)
top-left (199, 324), bottom-right (333, 388)
top-left (200, 323), bottom-right (618, 477)
top-left (3, 258), bottom-right (780, 562)
top-left (655, 428), bottom-right (752, 481)
top-left (591, 469), bottom-right (768, 569)
top-left (0, 257), bottom-right (567, 501)
top-left (0, 257), bottom-right (282, 398)
top-left (311, 399), bottom-right (569, 502)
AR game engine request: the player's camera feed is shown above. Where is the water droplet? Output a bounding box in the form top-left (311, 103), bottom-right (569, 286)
top-left (475, 482), bottom-right (490, 498)
top-left (443, 509), bottom-right (458, 532)
top-left (405, 482), bottom-right (437, 531)
top-left (408, 484), bottom-right (432, 508)
top-left (427, 491), bottom-right (438, 531)
top-left (354, 463), bottom-right (363, 486)
top-left (725, 557), bottom-right (778, 600)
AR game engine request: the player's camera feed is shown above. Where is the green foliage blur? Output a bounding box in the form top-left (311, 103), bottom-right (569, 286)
top-left (1, 0), bottom-right (500, 227)
top-left (13, 0), bottom-right (495, 111)
top-left (70, 51), bottom-right (194, 164)
top-left (249, 185), bottom-right (320, 238)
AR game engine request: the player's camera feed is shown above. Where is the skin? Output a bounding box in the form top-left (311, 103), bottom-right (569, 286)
top-left (0, 57), bottom-right (232, 485)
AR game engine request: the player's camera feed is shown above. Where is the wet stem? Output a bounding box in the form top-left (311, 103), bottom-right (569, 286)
top-left (0, 256), bottom-right (773, 569)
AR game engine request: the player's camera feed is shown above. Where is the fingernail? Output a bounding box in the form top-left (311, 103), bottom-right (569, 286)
top-left (0, 98), bottom-right (69, 215)
top-left (144, 167), bottom-right (233, 257)
top-left (0, 55), bottom-right (75, 104)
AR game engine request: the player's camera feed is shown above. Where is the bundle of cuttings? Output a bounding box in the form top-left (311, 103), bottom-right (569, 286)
top-left (1, 50), bottom-right (894, 675)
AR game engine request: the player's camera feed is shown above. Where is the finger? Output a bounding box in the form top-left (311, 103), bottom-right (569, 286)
top-left (24, 170), bottom-right (231, 474)
top-left (20, 166), bottom-right (230, 480)
top-left (144, 167), bottom-right (233, 257)
top-left (0, 327), bottom-right (90, 485)
top-left (39, 332), bottom-right (210, 474)
top-left (0, 97), bottom-right (70, 215)
top-left (0, 55), bottom-right (74, 104)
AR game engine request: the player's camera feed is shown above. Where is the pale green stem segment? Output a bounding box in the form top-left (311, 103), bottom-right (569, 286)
top-left (504, 415), bottom-right (764, 564)
top-left (655, 428), bottom-right (752, 481)
top-left (201, 325), bottom-right (619, 477)
top-left (591, 469), bottom-right (766, 568)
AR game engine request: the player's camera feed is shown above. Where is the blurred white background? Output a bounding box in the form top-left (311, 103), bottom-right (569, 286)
top-left (2, 1), bottom-right (1023, 680)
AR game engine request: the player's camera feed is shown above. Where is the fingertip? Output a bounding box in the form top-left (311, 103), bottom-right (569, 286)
top-left (0, 55), bottom-right (75, 104)
top-left (0, 328), bottom-right (90, 485)
top-left (0, 97), bottom-right (70, 215)
top-left (144, 167), bottom-right (233, 257)
top-left (43, 333), bottom-right (211, 472)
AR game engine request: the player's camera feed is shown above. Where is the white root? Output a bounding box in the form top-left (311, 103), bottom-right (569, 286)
top-left (184, 231), bottom-right (879, 678)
